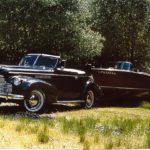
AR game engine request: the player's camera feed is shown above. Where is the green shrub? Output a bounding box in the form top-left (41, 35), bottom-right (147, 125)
top-left (140, 101), bottom-right (150, 109)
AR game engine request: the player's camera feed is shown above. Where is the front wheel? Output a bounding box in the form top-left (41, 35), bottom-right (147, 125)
top-left (24, 90), bottom-right (46, 113)
top-left (83, 89), bottom-right (95, 109)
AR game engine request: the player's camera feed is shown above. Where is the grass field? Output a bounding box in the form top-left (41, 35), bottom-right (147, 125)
top-left (0, 102), bottom-right (150, 149)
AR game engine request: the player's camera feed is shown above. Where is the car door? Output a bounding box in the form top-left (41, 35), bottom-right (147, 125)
top-left (49, 68), bottom-right (87, 100)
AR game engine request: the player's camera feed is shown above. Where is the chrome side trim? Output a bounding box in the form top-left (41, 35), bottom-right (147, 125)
top-left (100, 86), bottom-right (149, 91)
top-left (0, 93), bottom-right (24, 100)
top-left (28, 53), bottom-right (60, 58)
top-left (9, 72), bottom-right (85, 77)
top-left (7, 69), bottom-right (54, 72)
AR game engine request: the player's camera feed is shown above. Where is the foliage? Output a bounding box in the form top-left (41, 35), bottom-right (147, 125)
top-left (1, 0), bottom-right (150, 69)
top-left (0, 0), bottom-right (103, 64)
top-left (91, 0), bottom-right (150, 70)
top-left (140, 101), bottom-right (150, 109)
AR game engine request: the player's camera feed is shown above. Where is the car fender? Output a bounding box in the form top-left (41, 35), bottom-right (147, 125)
top-left (9, 76), bottom-right (57, 103)
top-left (82, 79), bottom-right (102, 102)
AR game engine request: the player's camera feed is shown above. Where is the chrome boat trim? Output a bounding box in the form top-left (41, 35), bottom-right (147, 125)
top-left (100, 86), bottom-right (149, 91)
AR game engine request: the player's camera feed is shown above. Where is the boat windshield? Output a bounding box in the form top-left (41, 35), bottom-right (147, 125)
top-left (109, 62), bottom-right (132, 71)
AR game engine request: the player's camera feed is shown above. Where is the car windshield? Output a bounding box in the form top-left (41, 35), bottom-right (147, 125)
top-left (19, 55), bottom-right (59, 68)
top-left (19, 55), bottom-right (38, 66)
top-left (34, 56), bottom-right (58, 68)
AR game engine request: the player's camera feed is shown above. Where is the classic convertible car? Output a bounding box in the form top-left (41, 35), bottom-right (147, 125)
top-left (91, 61), bottom-right (150, 99)
top-left (0, 54), bottom-right (101, 113)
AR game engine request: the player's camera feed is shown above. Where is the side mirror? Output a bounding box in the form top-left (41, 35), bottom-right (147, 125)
top-left (85, 64), bottom-right (93, 73)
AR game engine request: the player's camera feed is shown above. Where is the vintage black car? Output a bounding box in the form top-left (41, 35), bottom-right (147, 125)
top-left (0, 54), bottom-right (101, 113)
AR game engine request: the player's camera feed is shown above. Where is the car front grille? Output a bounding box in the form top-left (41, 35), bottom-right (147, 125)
top-left (0, 75), bottom-right (5, 83)
top-left (0, 75), bottom-right (12, 93)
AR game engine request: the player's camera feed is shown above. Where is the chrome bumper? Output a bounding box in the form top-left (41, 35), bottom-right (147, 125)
top-left (0, 93), bottom-right (24, 100)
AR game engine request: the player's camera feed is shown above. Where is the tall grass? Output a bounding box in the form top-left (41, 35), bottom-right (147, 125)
top-left (37, 123), bottom-right (49, 144)
top-left (146, 132), bottom-right (150, 148)
top-left (0, 108), bottom-right (150, 149)
top-left (58, 116), bottom-right (99, 143)
top-left (57, 115), bottom-right (150, 149)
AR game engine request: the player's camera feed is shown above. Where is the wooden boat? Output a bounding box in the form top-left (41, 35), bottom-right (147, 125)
top-left (91, 61), bottom-right (150, 98)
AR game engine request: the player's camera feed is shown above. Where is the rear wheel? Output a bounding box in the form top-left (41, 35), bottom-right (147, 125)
top-left (83, 88), bottom-right (95, 109)
top-left (24, 90), bottom-right (46, 113)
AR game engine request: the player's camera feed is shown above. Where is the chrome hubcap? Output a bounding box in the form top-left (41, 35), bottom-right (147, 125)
top-left (28, 94), bottom-right (40, 107)
top-left (86, 90), bottom-right (94, 107)
top-left (24, 90), bottom-right (44, 112)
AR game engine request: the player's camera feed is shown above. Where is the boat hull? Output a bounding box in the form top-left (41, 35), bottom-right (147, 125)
top-left (91, 68), bottom-right (150, 98)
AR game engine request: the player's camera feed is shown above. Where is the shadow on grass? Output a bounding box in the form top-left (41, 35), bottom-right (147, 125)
top-left (0, 103), bottom-right (81, 115)
top-left (98, 96), bottom-right (144, 108)
top-left (0, 96), bottom-right (148, 116)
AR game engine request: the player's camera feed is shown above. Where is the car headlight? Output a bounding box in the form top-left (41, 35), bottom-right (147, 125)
top-left (14, 78), bottom-right (22, 86)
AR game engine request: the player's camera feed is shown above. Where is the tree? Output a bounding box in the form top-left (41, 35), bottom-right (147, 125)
top-left (0, 0), bottom-right (104, 65)
top-left (91, 0), bottom-right (150, 70)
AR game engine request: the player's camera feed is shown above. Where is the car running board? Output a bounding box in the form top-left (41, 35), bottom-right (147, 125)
top-left (56, 100), bottom-right (85, 104)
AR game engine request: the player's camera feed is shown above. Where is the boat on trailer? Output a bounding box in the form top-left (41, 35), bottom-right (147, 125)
top-left (91, 61), bottom-right (150, 99)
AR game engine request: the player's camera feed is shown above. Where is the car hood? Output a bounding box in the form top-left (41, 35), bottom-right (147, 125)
top-left (0, 65), bottom-right (86, 75)
top-left (0, 65), bottom-right (55, 73)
